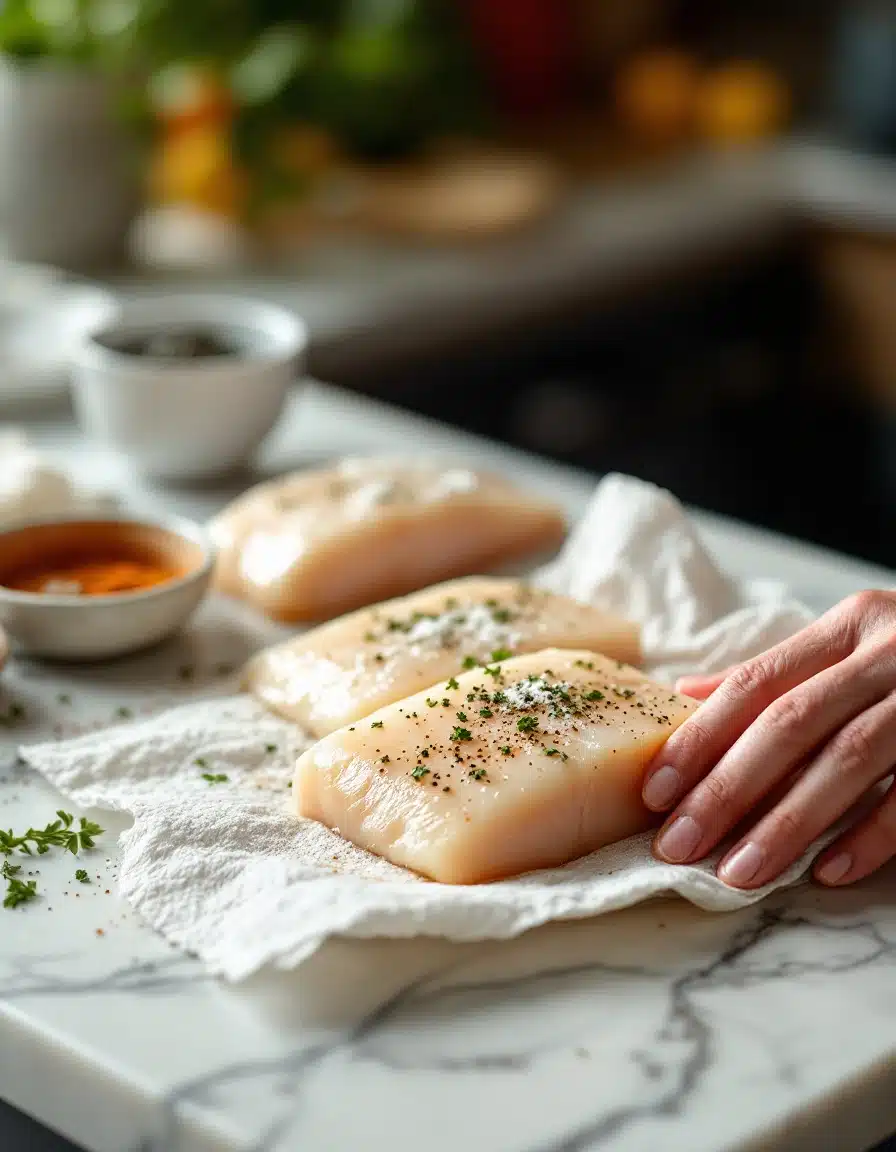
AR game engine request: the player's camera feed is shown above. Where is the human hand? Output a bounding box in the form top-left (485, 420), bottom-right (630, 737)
top-left (641, 590), bottom-right (896, 889)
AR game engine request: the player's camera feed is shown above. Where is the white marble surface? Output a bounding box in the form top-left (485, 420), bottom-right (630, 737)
top-left (1, 383), bottom-right (895, 1152)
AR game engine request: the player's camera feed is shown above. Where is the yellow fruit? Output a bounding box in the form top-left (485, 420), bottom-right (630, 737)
top-left (614, 49), bottom-right (700, 142)
top-left (150, 126), bottom-right (246, 219)
top-left (695, 63), bottom-right (790, 143)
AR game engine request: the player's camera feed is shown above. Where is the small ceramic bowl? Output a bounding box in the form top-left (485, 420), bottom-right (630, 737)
top-left (0, 514), bottom-right (215, 661)
top-left (71, 294), bottom-right (307, 481)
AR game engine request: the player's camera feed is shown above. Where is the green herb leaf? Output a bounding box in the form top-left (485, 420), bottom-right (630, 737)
top-left (201, 773), bottom-right (229, 784)
top-left (479, 707), bottom-right (493, 718)
top-left (450, 726), bottom-right (473, 742)
top-left (517, 716), bottom-right (539, 734)
top-left (446, 677), bottom-right (459, 691)
top-left (75, 868), bottom-right (89, 883)
top-left (499, 745), bottom-right (512, 755)
top-left (456, 711), bottom-right (468, 722)
top-left (3, 876), bottom-right (37, 909)
top-left (585, 690), bottom-right (604, 702)
top-left (371, 720), bottom-right (384, 728)
top-left (411, 766), bottom-right (430, 780)
top-left (491, 648), bottom-right (512, 663)
top-left (462, 656), bottom-right (478, 670)
top-left (468, 768), bottom-right (488, 781)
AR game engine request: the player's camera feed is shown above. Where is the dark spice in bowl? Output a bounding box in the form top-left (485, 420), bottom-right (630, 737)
top-left (96, 328), bottom-right (245, 360)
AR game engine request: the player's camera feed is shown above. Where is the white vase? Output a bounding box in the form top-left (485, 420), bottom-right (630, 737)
top-left (0, 58), bottom-right (138, 269)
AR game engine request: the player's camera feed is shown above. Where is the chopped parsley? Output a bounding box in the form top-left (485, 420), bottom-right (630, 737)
top-left (441, 698), bottom-right (451, 707)
top-left (468, 768), bottom-right (488, 781)
top-left (426, 698), bottom-right (438, 707)
top-left (194, 757), bottom-right (208, 768)
top-left (371, 720), bottom-right (384, 728)
top-left (491, 648), bottom-right (512, 663)
top-left (462, 656), bottom-right (478, 670)
top-left (585, 690), bottom-right (605, 702)
top-left (456, 711), bottom-right (468, 722)
top-left (517, 716), bottom-right (539, 734)
top-left (451, 726), bottom-right (473, 742)
top-left (411, 766), bottom-right (430, 780)
top-left (202, 773), bottom-right (229, 784)
top-left (499, 746), bottom-right (512, 755)
top-left (446, 677), bottom-right (459, 691)
top-left (265, 743), bottom-right (277, 754)
top-left (491, 607), bottom-right (512, 624)
top-left (479, 707), bottom-right (494, 718)
top-left (75, 868), bottom-right (90, 883)
top-left (544, 748), bottom-right (568, 760)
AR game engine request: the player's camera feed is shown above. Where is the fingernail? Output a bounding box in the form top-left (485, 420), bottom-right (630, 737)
top-left (719, 841), bottom-right (763, 887)
top-left (655, 815), bottom-right (701, 862)
top-left (817, 851), bottom-right (853, 885)
top-left (643, 765), bottom-right (681, 810)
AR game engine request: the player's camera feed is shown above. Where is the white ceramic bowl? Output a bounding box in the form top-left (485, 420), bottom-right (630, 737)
top-left (71, 294), bottom-right (307, 481)
top-left (0, 514), bottom-right (215, 661)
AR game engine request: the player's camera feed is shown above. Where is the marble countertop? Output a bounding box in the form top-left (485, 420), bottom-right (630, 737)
top-left (1, 382), bottom-right (895, 1152)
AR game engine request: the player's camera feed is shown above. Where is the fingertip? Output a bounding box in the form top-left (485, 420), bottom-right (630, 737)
top-left (814, 850), bottom-right (854, 886)
top-left (675, 670), bottom-right (726, 696)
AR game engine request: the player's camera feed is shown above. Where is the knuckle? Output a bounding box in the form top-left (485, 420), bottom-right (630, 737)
top-left (845, 589), bottom-right (896, 624)
top-left (766, 804), bottom-right (805, 845)
top-left (831, 721), bottom-right (876, 773)
top-left (761, 691), bottom-right (813, 738)
top-left (671, 714), bottom-right (716, 755)
top-left (700, 772), bottom-right (731, 808)
top-left (725, 660), bottom-right (770, 697)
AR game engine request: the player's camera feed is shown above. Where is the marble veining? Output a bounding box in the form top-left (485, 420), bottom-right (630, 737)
top-left (2, 391), bottom-right (896, 1152)
top-left (2, 620), bottom-right (896, 1152)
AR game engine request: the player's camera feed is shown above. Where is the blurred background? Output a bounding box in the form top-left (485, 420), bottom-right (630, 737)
top-left (4, 0), bottom-right (896, 568)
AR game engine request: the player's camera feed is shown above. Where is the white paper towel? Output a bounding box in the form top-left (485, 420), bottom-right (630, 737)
top-left (20, 473), bottom-right (827, 981)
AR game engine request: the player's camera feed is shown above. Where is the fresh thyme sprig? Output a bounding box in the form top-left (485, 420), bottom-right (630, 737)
top-left (0, 810), bottom-right (104, 858)
top-left (1, 811), bottom-right (105, 910)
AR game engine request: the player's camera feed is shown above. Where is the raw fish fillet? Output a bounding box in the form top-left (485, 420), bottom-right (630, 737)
top-left (294, 649), bottom-right (698, 884)
top-left (247, 577), bottom-right (640, 738)
top-left (210, 457), bottom-right (567, 622)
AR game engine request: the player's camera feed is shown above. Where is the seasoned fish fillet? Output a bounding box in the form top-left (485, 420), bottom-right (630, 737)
top-left (247, 577), bottom-right (640, 738)
top-left (294, 649), bottom-right (698, 884)
top-left (209, 456), bottom-right (566, 622)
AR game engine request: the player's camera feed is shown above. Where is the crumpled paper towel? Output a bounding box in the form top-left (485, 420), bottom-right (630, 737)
top-left (21, 473), bottom-right (828, 981)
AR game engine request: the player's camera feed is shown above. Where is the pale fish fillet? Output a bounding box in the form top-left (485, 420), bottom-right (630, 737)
top-left (247, 577), bottom-right (641, 738)
top-left (294, 649), bottom-right (698, 884)
top-left (208, 456), bottom-right (566, 623)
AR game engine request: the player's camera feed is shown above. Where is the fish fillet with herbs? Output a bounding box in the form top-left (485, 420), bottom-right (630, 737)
top-left (293, 649), bottom-right (698, 884)
top-left (210, 456), bottom-right (567, 622)
top-left (246, 577), bottom-right (641, 738)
